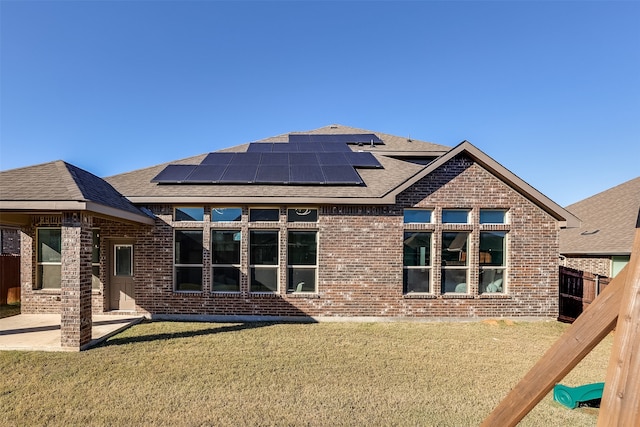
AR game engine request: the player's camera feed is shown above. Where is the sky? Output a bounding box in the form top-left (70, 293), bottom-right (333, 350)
top-left (1, 0), bottom-right (639, 207)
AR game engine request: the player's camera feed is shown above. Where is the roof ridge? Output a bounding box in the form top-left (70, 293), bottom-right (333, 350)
top-left (56, 161), bottom-right (86, 201)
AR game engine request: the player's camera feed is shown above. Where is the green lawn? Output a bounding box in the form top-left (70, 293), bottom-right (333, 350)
top-left (0, 320), bottom-right (610, 426)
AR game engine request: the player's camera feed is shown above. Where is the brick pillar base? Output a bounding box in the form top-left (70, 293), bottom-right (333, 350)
top-left (60, 212), bottom-right (93, 350)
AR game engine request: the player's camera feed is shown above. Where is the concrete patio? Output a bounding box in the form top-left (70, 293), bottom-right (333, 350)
top-left (0, 314), bottom-right (144, 352)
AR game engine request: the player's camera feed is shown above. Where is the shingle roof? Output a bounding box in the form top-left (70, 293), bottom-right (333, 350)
top-left (105, 124), bottom-right (440, 204)
top-left (560, 176), bottom-right (640, 255)
top-left (0, 161), bottom-right (152, 224)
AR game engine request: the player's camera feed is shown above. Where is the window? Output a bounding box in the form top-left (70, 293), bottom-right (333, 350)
top-left (479, 232), bottom-right (506, 293)
top-left (249, 230), bottom-right (279, 292)
top-left (441, 232), bottom-right (469, 293)
top-left (480, 209), bottom-right (507, 224)
top-left (442, 209), bottom-right (470, 224)
top-left (249, 208), bottom-right (279, 222)
top-left (174, 207), bottom-right (204, 221)
top-left (174, 230), bottom-right (203, 291)
top-left (37, 228), bottom-right (61, 289)
top-left (92, 230), bottom-right (101, 289)
top-left (287, 208), bottom-right (318, 223)
top-left (212, 207), bottom-right (242, 222)
top-left (114, 244), bottom-right (133, 276)
top-left (403, 209), bottom-right (432, 224)
top-left (287, 231), bottom-right (317, 292)
top-left (212, 230), bottom-right (241, 292)
top-left (403, 232), bottom-right (431, 293)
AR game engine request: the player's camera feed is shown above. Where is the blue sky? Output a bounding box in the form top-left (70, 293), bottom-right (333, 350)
top-left (1, 0), bottom-right (638, 206)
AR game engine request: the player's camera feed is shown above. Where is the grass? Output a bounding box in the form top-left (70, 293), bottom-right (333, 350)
top-left (0, 319), bottom-right (611, 426)
top-left (0, 303), bottom-right (20, 319)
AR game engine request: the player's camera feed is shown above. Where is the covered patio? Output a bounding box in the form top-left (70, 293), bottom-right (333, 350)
top-left (0, 161), bottom-right (154, 350)
top-left (0, 313), bottom-right (144, 352)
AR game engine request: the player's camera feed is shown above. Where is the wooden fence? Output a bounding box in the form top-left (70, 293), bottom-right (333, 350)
top-left (559, 265), bottom-right (610, 323)
top-left (0, 254), bottom-right (20, 305)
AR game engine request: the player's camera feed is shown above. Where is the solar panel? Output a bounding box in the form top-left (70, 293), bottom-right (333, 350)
top-left (185, 165), bottom-right (226, 183)
top-left (201, 152), bottom-right (235, 165)
top-left (260, 152), bottom-right (289, 165)
top-left (151, 165), bottom-right (198, 183)
top-left (246, 143), bottom-right (273, 152)
top-left (272, 142), bottom-right (298, 152)
top-left (229, 152), bottom-right (261, 165)
top-left (289, 134), bottom-right (383, 145)
top-left (289, 164), bottom-right (324, 184)
top-left (289, 153), bottom-right (319, 165)
top-left (255, 165), bottom-right (289, 183)
top-left (345, 152), bottom-right (383, 168)
top-left (321, 165), bottom-right (363, 184)
top-left (321, 142), bottom-right (351, 152)
top-left (219, 164), bottom-right (258, 183)
top-left (317, 152), bottom-right (349, 166)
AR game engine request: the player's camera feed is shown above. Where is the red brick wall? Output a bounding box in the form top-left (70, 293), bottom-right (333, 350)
top-left (20, 154), bottom-right (561, 319)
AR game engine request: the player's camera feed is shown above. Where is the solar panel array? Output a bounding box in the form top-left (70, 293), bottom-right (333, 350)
top-left (151, 134), bottom-right (384, 185)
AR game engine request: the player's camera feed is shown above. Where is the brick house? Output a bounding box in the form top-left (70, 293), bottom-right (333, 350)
top-left (0, 125), bottom-right (579, 349)
top-left (560, 176), bottom-right (640, 278)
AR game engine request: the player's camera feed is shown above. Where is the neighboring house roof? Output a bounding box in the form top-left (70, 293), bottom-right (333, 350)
top-left (560, 176), bottom-right (640, 256)
top-left (0, 160), bottom-right (154, 225)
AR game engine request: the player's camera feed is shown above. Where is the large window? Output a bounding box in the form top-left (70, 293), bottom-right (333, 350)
top-left (403, 232), bottom-right (431, 293)
top-left (249, 230), bottom-right (279, 292)
top-left (479, 231), bottom-right (506, 294)
top-left (37, 228), bottom-right (61, 289)
top-left (174, 230), bottom-right (203, 291)
top-left (212, 230), bottom-right (241, 292)
top-left (441, 232), bottom-right (469, 293)
top-left (287, 231), bottom-right (317, 292)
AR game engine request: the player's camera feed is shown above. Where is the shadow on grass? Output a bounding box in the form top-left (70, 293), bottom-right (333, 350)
top-left (98, 321), bottom-right (281, 347)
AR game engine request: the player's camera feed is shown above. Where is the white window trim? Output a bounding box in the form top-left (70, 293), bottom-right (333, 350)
top-left (287, 229), bottom-right (318, 293)
top-left (113, 244), bottom-right (134, 276)
top-left (36, 227), bottom-right (61, 290)
top-left (249, 229), bottom-right (280, 293)
top-left (211, 229), bottom-right (242, 293)
top-left (173, 229), bottom-right (203, 292)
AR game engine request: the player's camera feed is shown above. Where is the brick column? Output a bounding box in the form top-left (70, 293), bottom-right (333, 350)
top-left (60, 212), bottom-right (93, 350)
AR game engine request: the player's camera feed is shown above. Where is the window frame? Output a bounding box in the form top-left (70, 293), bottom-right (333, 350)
top-left (211, 207), bottom-right (242, 222)
top-left (249, 229), bottom-right (280, 293)
top-left (403, 231), bottom-right (432, 294)
top-left (287, 208), bottom-right (318, 223)
top-left (287, 230), bottom-right (318, 293)
top-left (479, 231), bottom-right (507, 294)
top-left (211, 229), bottom-right (242, 293)
top-left (174, 229), bottom-right (204, 292)
top-left (113, 244), bottom-right (134, 277)
top-left (479, 209), bottom-right (508, 224)
top-left (36, 227), bottom-right (62, 290)
top-left (249, 208), bottom-right (280, 222)
top-left (441, 231), bottom-right (469, 294)
top-left (92, 229), bottom-right (101, 290)
top-left (403, 209), bottom-right (433, 224)
top-left (174, 206), bottom-right (205, 222)
top-left (442, 209), bottom-right (470, 224)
